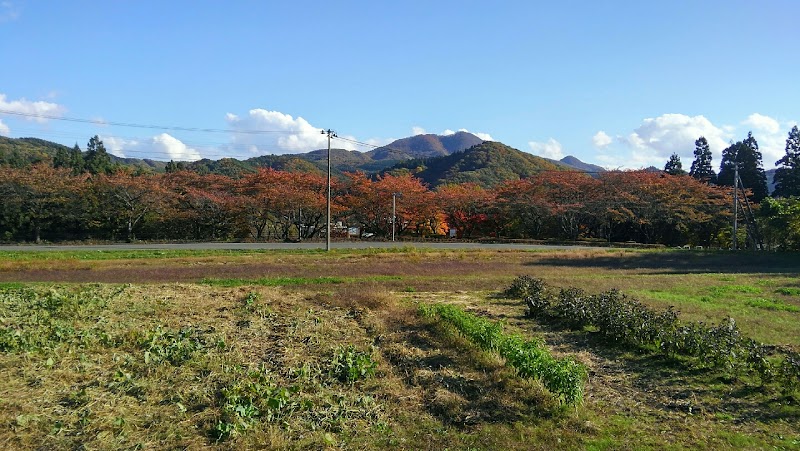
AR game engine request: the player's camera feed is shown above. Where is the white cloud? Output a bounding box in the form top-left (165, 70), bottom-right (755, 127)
top-left (101, 133), bottom-right (201, 161)
top-left (458, 128), bottom-right (493, 141)
top-left (0, 93), bottom-right (66, 122)
top-left (743, 113), bottom-right (780, 135)
top-left (591, 113), bottom-right (732, 169)
top-left (625, 114), bottom-right (730, 156)
top-left (592, 131), bottom-right (612, 148)
top-left (528, 138), bottom-right (564, 160)
top-left (412, 126), bottom-right (427, 136)
top-left (0, 1), bottom-right (21, 22)
top-left (0, 119), bottom-right (9, 136)
top-left (152, 133), bottom-right (201, 160)
top-left (738, 114), bottom-right (797, 164)
top-left (441, 128), bottom-right (493, 141)
top-left (101, 136), bottom-right (135, 158)
top-left (225, 109), bottom-right (360, 155)
top-left (591, 112), bottom-right (800, 169)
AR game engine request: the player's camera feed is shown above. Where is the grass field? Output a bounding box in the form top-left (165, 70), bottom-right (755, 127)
top-left (1, 247), bottom-right (798, 449)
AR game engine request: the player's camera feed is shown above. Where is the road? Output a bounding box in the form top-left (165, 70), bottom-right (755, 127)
top-left (0, 241), bottom-right (596, 252)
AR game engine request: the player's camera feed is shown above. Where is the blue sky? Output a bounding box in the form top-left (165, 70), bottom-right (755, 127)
top-left (1, 0), bottom-right (798, 168)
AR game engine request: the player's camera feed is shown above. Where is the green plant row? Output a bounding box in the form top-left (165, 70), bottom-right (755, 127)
top-left (511, 276), bottom-right (800, 392)
top-left (419, 303), bottom-right (586, 405)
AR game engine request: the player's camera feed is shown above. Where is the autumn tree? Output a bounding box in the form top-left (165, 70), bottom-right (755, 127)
top-left (773, 125), bottom-right (800, 198)
top-left (437, 183), bottom-right (495, 238)
top-left (0, 164), bottom-right (85, 242)
top-left (718, 132), bottom-right (768, 202)
top-left (91, 170), bottom-right (167, 241)
top-left (689, 137), bottom-right (716, 183)
top-left (342, 172), bottom-right (439, 238)
top-left (163, 171), bottom-right (243, 240)
top-left (238, 168), bottom-right (328, 240)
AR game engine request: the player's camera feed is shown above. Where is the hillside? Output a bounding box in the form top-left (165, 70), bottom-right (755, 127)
top-left (559, 155), bottom-right (606, 174)
top-left (387, 141), bottom-right (570, 188)
top-left (367, 131), bottom-right (483, 160)
top-left (0, 132), bottom-right (486, 177)
top-left (0, 136), bottom-right (72, 166)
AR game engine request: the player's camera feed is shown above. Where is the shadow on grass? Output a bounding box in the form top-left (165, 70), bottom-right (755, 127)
top-left (528, 251), bottom-right (800, 275)
top-left (501, 309), bottom-right (800, 425)
top-left (381, 315), bottom-right (556, 429)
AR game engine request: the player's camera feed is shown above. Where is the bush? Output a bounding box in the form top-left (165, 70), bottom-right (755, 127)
top-left (507, 276), bottom-right (799, 391)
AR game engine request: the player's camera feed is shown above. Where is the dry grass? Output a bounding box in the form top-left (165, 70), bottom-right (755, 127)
top-left (1, 248), bottom-right (799, 449)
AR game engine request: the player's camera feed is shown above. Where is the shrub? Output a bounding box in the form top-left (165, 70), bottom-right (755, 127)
top-left (507, 277), bottom-right (799, 391)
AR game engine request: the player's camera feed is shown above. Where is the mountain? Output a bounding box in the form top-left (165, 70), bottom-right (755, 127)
top-left (367, 131), bottom-right (484, 161)
top-left (559, 155), bottom-right (606, 174)
top-left (0, 136), bottom-right (72, 166)
top-left (385, 141), bottom-right (571, 188)
top-left (766, 168), bottom-right (777, 194)
top-left (1, 133), bottom-right (607, 188)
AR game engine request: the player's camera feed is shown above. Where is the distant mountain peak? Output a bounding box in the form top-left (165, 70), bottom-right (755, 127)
top-left (559, 155), bottom-right (606, 174)
top-left (368, 131), bottom-right (484, 161)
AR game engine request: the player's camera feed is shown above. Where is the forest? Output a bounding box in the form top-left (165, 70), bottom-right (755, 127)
top-left (1, 127), bottom-right (799, 249)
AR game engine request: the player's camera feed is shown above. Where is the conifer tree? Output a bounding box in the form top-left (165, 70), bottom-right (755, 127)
top-left (83, 135), bottom-right (112, 175)
top-left (689, 136), bottom-right (716, 183)
top-left (773, 125), bottom-right (800, 198)
top-left (664, 153), bottom-right (686, 175)
top-left (718, 132), bottom-right (769, 202)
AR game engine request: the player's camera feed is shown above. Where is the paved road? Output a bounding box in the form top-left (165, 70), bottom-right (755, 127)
top-left (0, 241), bottom-right (595, 252)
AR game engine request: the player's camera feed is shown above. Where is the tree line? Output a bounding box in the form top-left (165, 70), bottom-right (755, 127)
top-left (1, 131), bottom-right (799, 249)
top-left (665, 126), bottom-right (800, 201)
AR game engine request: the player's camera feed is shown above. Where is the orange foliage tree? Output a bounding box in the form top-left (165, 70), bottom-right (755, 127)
top-left (0, 164), bottom-right (85, 242)
top-left (238, 168), bottom-right (328, 240)
top-left (163, 171), bottom-right (243, 240)
top-left (437, 183), bottom-right (496, 238)
top-left (342, 172), bottom-right (441, 238)
top-left (91, 170), bottom-right (168, 241)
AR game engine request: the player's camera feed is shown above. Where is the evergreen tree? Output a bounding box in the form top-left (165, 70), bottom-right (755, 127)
top-left (718, 131), bottom-right (769, 202)
top-left (773, 125), bottom-right (800, 198)
top-left (83, 135), bottom-right (112, 175)
top-left (53, 147), bottom-right (70, 169)
top-left (689, 136), bottom-right (716, 183)
top-left (664, 153), bottom-right (686, 175)
top-left (69, 143), bottom-right (84, 173)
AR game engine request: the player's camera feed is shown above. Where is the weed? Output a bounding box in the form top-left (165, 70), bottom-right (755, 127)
top-left (214, 367), bottom-right (305, 441)
top-left (745, 298), bottom-right (799, 312)
top-left (136, 326), bottom-right (211, 366)
top-left (329, 345), bottom-right (377, 383)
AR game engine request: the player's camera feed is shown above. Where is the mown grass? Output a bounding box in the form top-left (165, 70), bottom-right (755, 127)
top-left (201, 275), bottom-right (403, 287)
top-left (1, 248), bottom-right (799, 449)
top-left (0, 245), bottom-right (445, 262)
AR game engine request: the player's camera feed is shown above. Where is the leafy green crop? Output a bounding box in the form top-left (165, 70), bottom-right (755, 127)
top-left (420, 303), bottom-right (586, 405)
top-left (329, 345), bottom-right (377, 383)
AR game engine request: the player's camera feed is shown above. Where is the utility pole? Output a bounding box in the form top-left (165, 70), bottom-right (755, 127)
top-left (391, 192), bottom-right (402, 242)
top-left (732, 161), bottom-right (738, 251)
top-left (321, 129), bottom-right (336, 251)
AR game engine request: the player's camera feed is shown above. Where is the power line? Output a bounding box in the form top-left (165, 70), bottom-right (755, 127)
top-left (0, 109), bottom-right (298, 135)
